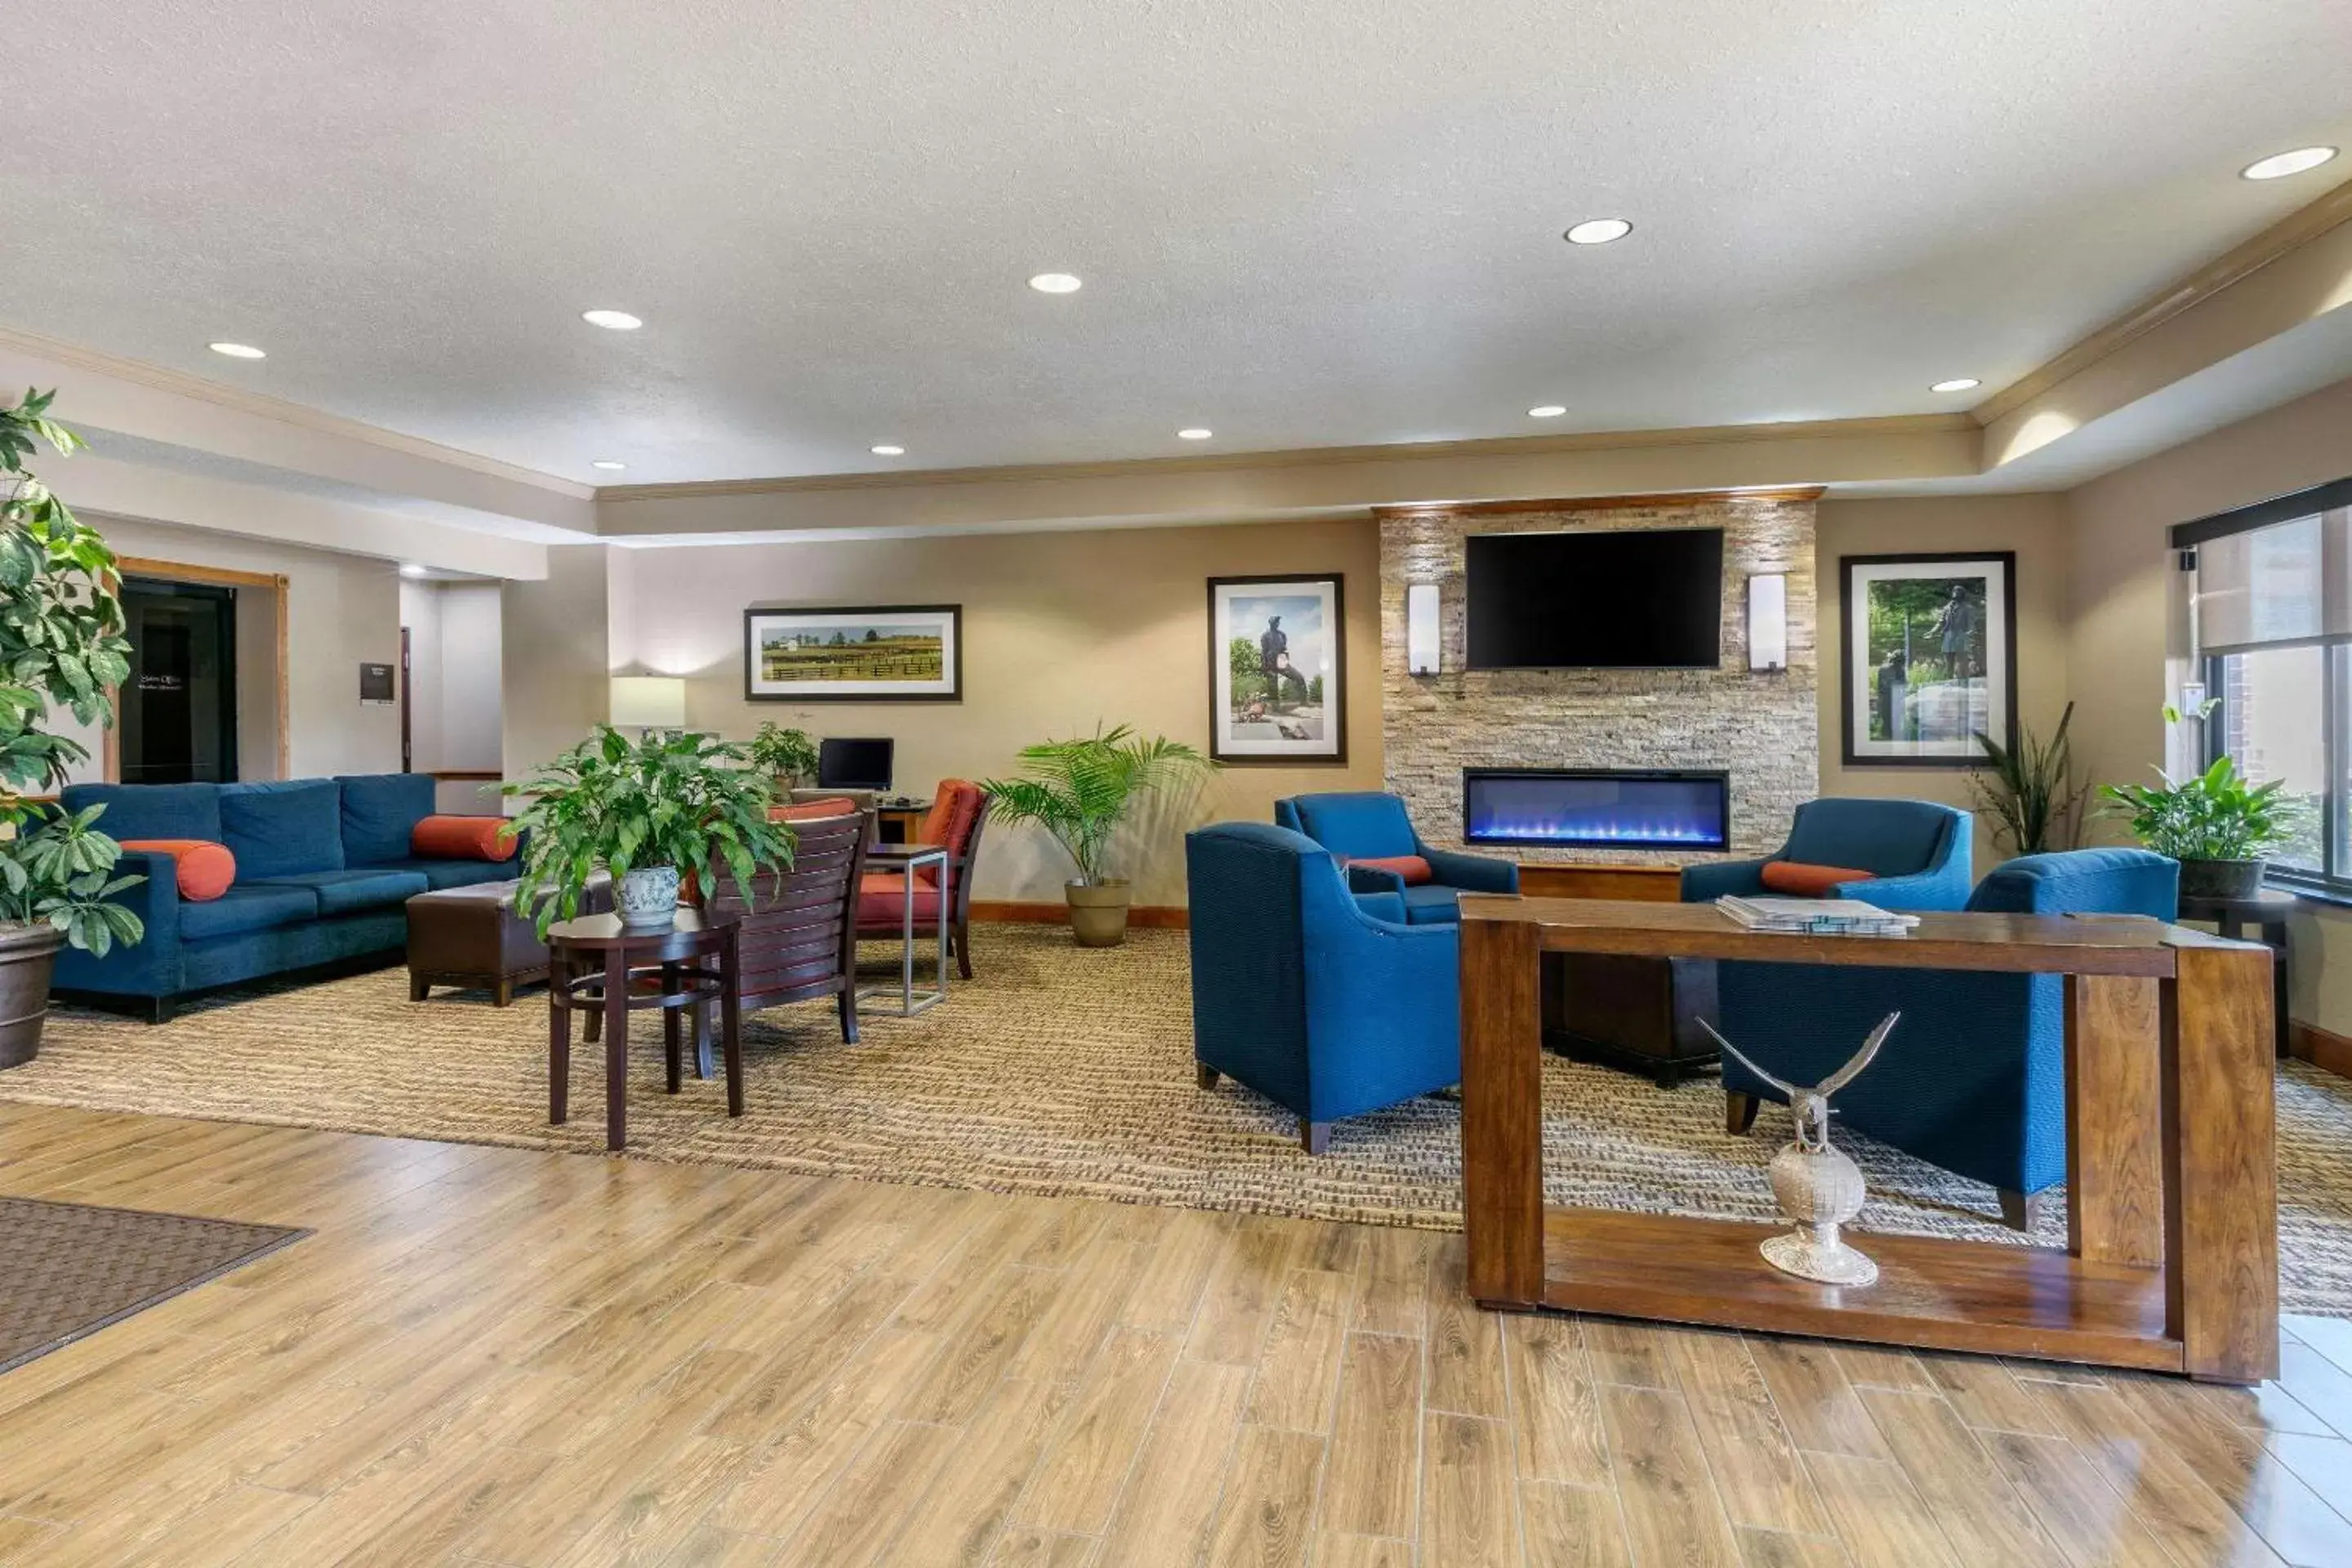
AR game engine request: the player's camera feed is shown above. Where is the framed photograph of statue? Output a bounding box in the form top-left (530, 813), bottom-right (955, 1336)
top-left (742, 604), bottom-right (962, 702)
top-left (1207, 574), bottom-right (1346, 764)
top-left (1839, 553), bottom-right (2016, 767)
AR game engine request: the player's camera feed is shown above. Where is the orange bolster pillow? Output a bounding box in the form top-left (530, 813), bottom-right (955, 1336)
top-left (118, 840), bottom-right (236, 902)
top-left (1348, 854), bottom-right (1434, 886)
top-left (412, 815), bottom-right (518, 862)
top-left (1758, 860), bottom-right (1873, 897)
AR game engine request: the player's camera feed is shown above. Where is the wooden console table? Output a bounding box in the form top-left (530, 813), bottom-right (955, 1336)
top-left (1459, 898), bottom-right (2280, 1383)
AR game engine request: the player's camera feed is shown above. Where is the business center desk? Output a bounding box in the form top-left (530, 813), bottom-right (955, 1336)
top-left (1459, 897), bottom-right (2279, 1383)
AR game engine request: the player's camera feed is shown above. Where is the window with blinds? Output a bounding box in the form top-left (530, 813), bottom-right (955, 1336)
top-left (2180, 480), bottom-right (2352, 892)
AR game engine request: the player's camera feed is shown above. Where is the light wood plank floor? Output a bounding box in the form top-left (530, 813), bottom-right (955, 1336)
top-left (3, 1102), bottom-right (2351, 1567)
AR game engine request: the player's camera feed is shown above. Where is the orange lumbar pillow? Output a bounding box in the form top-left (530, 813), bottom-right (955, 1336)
top-left (1348, 853), bottom-right (1435, 886)
top-left (1758, 860), bottom-right (1874, 897)
top-left (412, 815), bottom-right (519, 862)
top-left (118, 840), bottom-right (236, 902)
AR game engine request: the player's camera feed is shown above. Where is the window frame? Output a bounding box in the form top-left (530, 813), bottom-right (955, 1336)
top-left (2203, 645), bottom-right (2349, 898)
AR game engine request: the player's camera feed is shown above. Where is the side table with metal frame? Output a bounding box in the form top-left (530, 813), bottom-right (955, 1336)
top-left (858, 842), bottom-right (949, 1017)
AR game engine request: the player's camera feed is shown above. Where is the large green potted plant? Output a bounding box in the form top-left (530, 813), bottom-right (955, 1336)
top-left (1971, 702), bottom-right (2089, 855)
top-left (2100, 702), bottom-right (2289, 900)
top-left (2, 390), bottom-right (143, 1065)
top-left (981, 724), bottom-right (1217, 947)
top-left (503, 726), bottom-right (798, 935)
top-left (746, 721), bottom-right (819, 793)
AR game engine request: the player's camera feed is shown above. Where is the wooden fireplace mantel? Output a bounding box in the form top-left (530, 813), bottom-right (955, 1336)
top-left (1458, 897), bottom-right (2280, 1383)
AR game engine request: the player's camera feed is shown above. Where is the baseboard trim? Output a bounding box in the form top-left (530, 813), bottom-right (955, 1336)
top-left (972, 900), bottom-right (1190, 930)
top-left (2289, 1019), bottom-right (2352, 1081)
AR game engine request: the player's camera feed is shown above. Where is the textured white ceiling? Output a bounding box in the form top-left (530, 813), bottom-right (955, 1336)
top-left (5, 0), bottom-right (2350, 486)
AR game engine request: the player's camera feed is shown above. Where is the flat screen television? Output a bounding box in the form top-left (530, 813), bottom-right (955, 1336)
top-left (1464, 528), bottom-right (1724, 669)
top-left (816, 737), bottom-right (894, 791)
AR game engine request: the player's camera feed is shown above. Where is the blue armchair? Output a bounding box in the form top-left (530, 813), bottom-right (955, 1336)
top-left (1713, 848), bottom-right (2180, 1227)
top-left (1186, 822), bottom-right (1461, 1152)
top-left (1680, 798), bottom-right (1973, 912)
top-left (1273, 791), bottom-right (1518, 924)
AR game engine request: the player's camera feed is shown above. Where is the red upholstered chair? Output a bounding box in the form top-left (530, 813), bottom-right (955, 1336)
top-left (855, 779), bottom-right (989, 978)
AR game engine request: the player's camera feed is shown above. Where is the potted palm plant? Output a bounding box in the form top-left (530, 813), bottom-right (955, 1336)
top-left (1971, 702), bottom-right (2089, 855)
top-left (982, 724), bottom-right (1217, 947)
top-left (746, 721), bottom-right (819, 793)
top-left (2, 390), bottom-right (142, 1065)
top-left (2100, 703), bottom-right (2289, 900)
top-left (503, 726), bottom-right (798, 935)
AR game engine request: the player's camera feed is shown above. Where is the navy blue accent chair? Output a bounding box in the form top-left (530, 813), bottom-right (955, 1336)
top-left (1186, 822), bottom-right (1462, 1153)
top-left (1272, 791), bottom-right (1518, 925)
top-left (50, 773), bottom-right (515, 1023)
top-left (1680, 797), bottom-right (1974, 912)
top-left (1713, 848), bottom-right (2180, 1228)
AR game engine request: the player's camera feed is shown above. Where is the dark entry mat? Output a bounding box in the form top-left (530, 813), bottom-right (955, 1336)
top-left (0, 1196), bottom-right (307, 1374)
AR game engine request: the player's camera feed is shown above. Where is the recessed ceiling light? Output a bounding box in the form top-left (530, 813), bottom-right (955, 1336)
top-left (2241, 146), bottom-right (2338, 181)
top-left (399, 564), bottom-right (428, 578)
top-left (1563, 219), bottom-right (1633, 246)
top-left (1027, 273), bottom-right (1083, 294)
top-left (1527, 405), bottom-right (1568, 418)
top-left (870, 444), bottom-right (906, 457)
top-left (1177, 428), bottom-right (1213, 441)
top-left (581, 309), bottom-right (643, 330)
top-left (1930, 378), bottom-right (1981, 394)
top-left (208, 341), bottom-right (266, 359)
top-left (590, 460), bottom-right (627, 471)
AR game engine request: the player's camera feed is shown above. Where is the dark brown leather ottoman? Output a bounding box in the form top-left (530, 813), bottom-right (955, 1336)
top-left (407, 875), bottom-right (611, 1005)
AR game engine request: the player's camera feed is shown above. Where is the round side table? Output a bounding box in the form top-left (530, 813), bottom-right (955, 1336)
top-left (545, 909), bottom-right (742, 1152)
top-left (2177, 887), bottom-right (2294, 1058)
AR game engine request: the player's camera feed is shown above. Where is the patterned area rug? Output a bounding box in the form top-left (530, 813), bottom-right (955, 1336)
top-left (8, 924), bottom-right (2351, 1314)
top-left (0, 1196), bottom-right (305, 1373)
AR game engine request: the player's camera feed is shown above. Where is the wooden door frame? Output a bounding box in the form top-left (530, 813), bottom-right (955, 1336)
top-left (104, 556), bottom-right (292, 782)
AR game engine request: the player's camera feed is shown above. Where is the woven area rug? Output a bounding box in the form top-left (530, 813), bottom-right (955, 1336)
top-left (0, 1196), bottom-right (305, 1373)
top-left (8, 923), bottom-right (2351, 1314)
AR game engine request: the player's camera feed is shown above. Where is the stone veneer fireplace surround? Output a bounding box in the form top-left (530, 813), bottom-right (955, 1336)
top-left (1379, 492), bottom-right (1819, 864)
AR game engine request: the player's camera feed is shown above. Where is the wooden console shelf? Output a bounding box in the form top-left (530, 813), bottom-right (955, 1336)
top-left (1459, 897), bottom-right (2280, 1383)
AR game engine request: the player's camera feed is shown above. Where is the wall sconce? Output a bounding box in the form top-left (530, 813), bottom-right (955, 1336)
top-left (1747, 574), bottom-right (1787, 672)
top-left (1407, 583), bottom-right (1441, 675)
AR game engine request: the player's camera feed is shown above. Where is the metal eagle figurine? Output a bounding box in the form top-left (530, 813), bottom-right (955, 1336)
top-left (1698, 1012), bottom-right (1900, 1286)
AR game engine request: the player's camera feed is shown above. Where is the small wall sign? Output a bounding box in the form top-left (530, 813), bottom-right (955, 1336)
top-left (359, 663), bottom-right (397, 705)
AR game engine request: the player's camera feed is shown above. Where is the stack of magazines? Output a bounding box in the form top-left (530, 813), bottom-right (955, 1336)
top-left (1715, 894), bottom-right (1919, 937)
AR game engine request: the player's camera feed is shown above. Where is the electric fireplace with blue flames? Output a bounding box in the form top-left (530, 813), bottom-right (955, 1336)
top-left (1461, 768), bottom-right (1730, 851)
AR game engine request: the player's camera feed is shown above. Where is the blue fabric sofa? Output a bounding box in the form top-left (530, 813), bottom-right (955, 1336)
top-left (1712, 847), bottom-right (2180, 1227)
top-left (1679, 797), bottom-right (1974, 912)
top-left (1186, 822), bottom-right (1461, 1152)
top-left (1272, 791), bottom-right (1518, 924)
top-left (51, 773), bottom-right (515, 1022)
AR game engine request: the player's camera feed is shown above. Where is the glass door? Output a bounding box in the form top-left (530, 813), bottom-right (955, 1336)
top-left (118, 578), bottom-right (239, 784)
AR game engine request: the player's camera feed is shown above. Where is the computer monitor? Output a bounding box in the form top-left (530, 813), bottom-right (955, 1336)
top-left (816, 737), bottom-right (894, 792)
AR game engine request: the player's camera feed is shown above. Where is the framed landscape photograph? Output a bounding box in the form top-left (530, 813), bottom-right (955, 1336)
top-left (743, 604), bottom-right (962, 702)
top-left (1840, 553), bottom-right (2016, 767)
top-left (1208, 574), bottom-right (1346, 764)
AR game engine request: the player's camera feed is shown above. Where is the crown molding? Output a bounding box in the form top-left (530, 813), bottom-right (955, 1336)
top-left (594, 415), bottom-right (1973, 503)
top-left (1974, 176), bottom-right (2352, 426)
top-left (0, 323), bottom-right (594, 501)
top-left (1370, 486), bottom-right (1827, 519)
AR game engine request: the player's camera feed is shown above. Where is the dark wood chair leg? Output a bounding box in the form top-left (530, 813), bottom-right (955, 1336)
top-left (602, 949), bottom-right (630, 1152)
top-left (1726, 1090), bottom-right (1760, 1135)
top-left (1196, 1062), bottom-right (1221, 1089)
top-left (955, 916), bottom-right (973, 980)
top-left (549, 961), bottom-right (570, 1127)
top-left (693, 1001), bottom-right (715, 1081)
top-left (1998, 1188), bottom-right (2051, 1232)
top-left (838, 984), bottom-right (860, 1045)
top-left (584, 996), bottom-right (603, 1045)
top-left (1300, 1119), bottom-right (1332, 1156)
top-left (721, 933), bottom-right (744, 1117)
top-left (409, 974), bottom-right (431, 1002)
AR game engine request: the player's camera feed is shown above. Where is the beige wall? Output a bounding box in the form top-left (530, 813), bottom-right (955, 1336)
top-left (2064, 376), bottom-right (2352, 1033)
top-left (77, 512), bottom-right (399, 782)
top-left (501, 545), bottom-right (614, 809)
top-left (1815, 495), bottom-right (2073, 873)
top-left (402, 578), bottom-right (506, 811)
top-left (586, 519), bottom-right (1384, 906)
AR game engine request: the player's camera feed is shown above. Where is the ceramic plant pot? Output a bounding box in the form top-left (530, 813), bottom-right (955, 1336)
top-left (0, 923), bottom-right (66, 1069)
top-left (2176, 857), bottom-right (2266, 901)
top-left (617, 864), bottom-right (683, 930)
top-left (1066, 879), bottom-right (1133, 948)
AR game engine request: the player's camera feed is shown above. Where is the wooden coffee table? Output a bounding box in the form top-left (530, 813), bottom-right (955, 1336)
top-left (546, 910), bottom-right (742, 1152)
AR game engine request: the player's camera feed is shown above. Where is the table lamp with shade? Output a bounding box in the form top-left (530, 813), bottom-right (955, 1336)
top-left (609, 675), bottom-right (687, 734)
